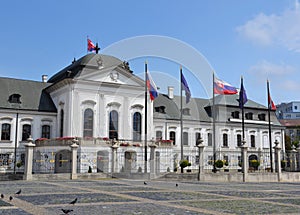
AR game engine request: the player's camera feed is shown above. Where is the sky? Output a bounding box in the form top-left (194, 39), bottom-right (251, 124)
top-left (0, 0), bottom-right (300, 106)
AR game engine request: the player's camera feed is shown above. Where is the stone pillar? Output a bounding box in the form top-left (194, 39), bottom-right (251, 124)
top-left (111, 141), bottom-right (119, 173)
top-left (23, 137), bottom-right (35, 181)
top-left (241, 140), bottom-right (248, 182)
top-left (149, 143), bottom-right (157, 179)
top-left (274, 140), bottom-right (282, 181)
top-left (291, 145), bottom-right (297, 171)
top-left (297, 144), bottom-right (300, 172)
top-left (197, 138), bottom-right (205, 181)
top-left (70, 140), bottom-right (79, 180)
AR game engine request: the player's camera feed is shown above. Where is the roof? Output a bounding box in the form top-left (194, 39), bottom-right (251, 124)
top-left (0, 77), bottom-right (57, 112)
top-left (279, 119), bottom-right (300, 127)
top-left (212, 94), bottom-right (267, 109)
top-left (48, 53), bottom-right (124, 83)
top-left (153, 94), bottom-right (212, 122)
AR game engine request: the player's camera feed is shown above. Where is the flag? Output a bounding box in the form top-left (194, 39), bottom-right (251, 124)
top-left (267, 81), bottom-right (276, 110)
top-left (238, 77), bottom-right (247, 109)
top-left (181, 72), bottom-right (191, 103)
top-left (146, 72), bottom-right (158, 101)
top-left (87, 39), bottom-right (96, 52)
top-left (214, 77), bottom-right (238, 95)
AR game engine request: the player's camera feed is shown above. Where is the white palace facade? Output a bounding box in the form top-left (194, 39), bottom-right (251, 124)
top-left (0, 53), bottom-right (285, 174)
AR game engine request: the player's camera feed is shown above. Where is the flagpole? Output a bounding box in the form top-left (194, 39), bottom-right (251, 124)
top-left (241, 77), bottom-right (245, 141)
top-left (267, 80), bottom-right (274, 172)
top-left (180, 66), bottom-right (184, 173)
top-left (144, 61), bottom-right (148, 173)
top-left (212, 72), bottom-right (217, 173)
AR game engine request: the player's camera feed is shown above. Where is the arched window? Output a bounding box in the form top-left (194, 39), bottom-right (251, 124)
top-left (22, 124), bottom-right (31, 141)
top-left (170, 131), bottom-right (176, 145)
top-left (60, 109), bottom-right (64, 137)
top-left (207, 133), bottom-right (212, 146)
top-left (83, 108), bottom-right (94, 138)
top-left (133, 112), bottom-right (141, 141)
top-left (109, 110), bottom-right (118, 140)
top-left (156, 131), bottom-right (162, 140)
top-left (1, 123), bottom-right (11, 140)
top-left (250, 135), bottom-right (255, 147)
top-left (42, 125), bottom-right (51, 139)
top-left (237, 134), bottom-right (242, 147)
top-left (223, 133), bottom-right (228, 147)
top-left (183, 132), bottom-right (189, 146)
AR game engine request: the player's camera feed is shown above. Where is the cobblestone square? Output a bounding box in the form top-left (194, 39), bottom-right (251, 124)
top-left (0, 179), bottom-right (300, 214)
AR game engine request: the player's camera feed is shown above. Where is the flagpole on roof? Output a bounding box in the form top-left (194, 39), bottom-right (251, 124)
top-left (180, 66), bottom-right (184, 173)
top-left (144, 61), bottom-right (148, 173)
top-left (212, 72), bottom-right (217, 173)
top-left (240, 76), bottom-right (246, 141)
top-left (267, 80), bottom-right (274, 172)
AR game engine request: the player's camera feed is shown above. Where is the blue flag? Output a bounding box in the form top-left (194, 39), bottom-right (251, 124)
top-left (238, 78), bottom-right (248, 109)
top-left (181, 72), bottom-right (191, 103)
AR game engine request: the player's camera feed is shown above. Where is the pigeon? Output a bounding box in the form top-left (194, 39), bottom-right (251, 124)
top-left (144, 181), bottom-right (147, 185)
top-left (0, 194), bottom-right (4, 198)
top-left (61, 209), bottom-right (73, 214)
top-left (176, 183), bottom-right (178, 187)
top-left (69, 198), bottom-right (77, 205)
top-left (9, 196), bottom-right (13, 201)
top-left (15, 189), bottom-right (21, 195)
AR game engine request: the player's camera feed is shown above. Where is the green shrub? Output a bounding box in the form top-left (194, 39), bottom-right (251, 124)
top-left (180, 160), bottom-right (191, 169)
top-left (215, 160), bottom-right (224, 168)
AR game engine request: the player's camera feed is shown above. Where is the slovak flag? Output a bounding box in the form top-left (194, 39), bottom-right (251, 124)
top-left (87, 39), bottom-right (96, 52)
top-left (267, 80), bottom-right (276, 111)
top-left (146, 72), bottom-right (158, 101)
top-left (214, 78), bottom-right (238, 95)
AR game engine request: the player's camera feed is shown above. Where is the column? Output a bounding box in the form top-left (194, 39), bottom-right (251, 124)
top-left (291, 145), bottom-right (297, 171)
top-left (70, 140), bottom-right (79, 180)
top-left (274, 140), bottom-right (282, 181)
top-left (197, 137), bottom-right (205, 181)
top-left (149, 143), bottom-right (157, 179)
top-left (241, 140), bottom-right (248, 182)
top-left (111, 140), bottom-right (119, 173)
top-left (297, 144), bottom-right (300, 172)
top-left (23, 137), bottom-right (35, 181)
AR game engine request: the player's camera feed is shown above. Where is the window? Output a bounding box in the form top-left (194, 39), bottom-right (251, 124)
top-left (22, 124), bottom-right (31, 141)
top-left (250, 135), bottom-right (255, 148)
top-left (156, 131), bottom-right (162, 140)
top-left (170, 131), bottom-right (176, 145)
top-left (1, 123), bottom-right (11, 141)
top-left (237, 134), bottom-right (242, 147)
top-left (42, 125), bottom-right (51, 139)
top-left (195, 155), bottom-right (199, 165)
top-left (207, 133), bottom-right (212, 146)
top-left (8, 94), bottom-right (21, 103)
top-left (60, 109), bottom-right (64, 137)
top-left (0, 154), bottom-right (9, 166)
top-left (182, 108), bottom-right (190, 115)
top-left (223, 133), bottom-right (228, 147)
top-left (207, 155), bottom-right (213, 165)
top-left (154, 106), bottom-right (166, 113)
top-left (109, 110), bottom-right (118, 140)
top-left (133, 112), bottom-right (142, 141)
top-left (183, 132), bottom-right (188, 146)
top-left (83, 108), bottom-right (93, 138)
top-left (245, 112), bottom-right (253, 120)
top-left (231, 111), bottom-right (239, 119)
top-left (195, 132), bottom-right (201, 145)
top-left (258, 113), bottom-right (266, 121)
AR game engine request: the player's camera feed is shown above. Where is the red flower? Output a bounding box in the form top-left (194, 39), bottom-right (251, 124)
top-left (56, 136), bottom-right (75, 140)
top-left (35, 138), bottom-right (48, 141)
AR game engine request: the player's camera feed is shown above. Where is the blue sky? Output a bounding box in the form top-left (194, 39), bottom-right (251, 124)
top-left (0, 0), bottom-right (299, 105)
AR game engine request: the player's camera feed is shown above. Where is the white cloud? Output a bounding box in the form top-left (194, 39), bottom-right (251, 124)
top-left (279, 79), bottom-right (300, 91)
top-left (236, 2), bottom-right (300, 52)
top-left (248, 60), bottom-right (295, 77)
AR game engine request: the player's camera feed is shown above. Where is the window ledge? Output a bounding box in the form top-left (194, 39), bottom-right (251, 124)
top-left (0, 141), bottom-right (12, 144)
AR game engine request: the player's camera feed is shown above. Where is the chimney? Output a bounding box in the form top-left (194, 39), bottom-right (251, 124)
top-left (42, 75), bottom-right (48, 83)
top-left (168, 86), bottom-right (174, 99)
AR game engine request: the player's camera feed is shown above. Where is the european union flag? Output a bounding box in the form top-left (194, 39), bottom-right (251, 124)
top-left (238, 77), bottom-right (248, 109)
top-left (181, 72), bottom-right (191, 104)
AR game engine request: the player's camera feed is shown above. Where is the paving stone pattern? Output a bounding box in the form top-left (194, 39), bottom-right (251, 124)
top-left (0, 179), bottom-right (300, 214)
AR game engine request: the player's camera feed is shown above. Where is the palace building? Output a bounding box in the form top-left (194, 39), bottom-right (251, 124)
top-left (0, 53), bottom-right (285, 174)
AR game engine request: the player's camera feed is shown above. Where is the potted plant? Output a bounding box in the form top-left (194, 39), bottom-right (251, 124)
top-left (179, 159), bottom-right (191, 172)
top-left (249, 159), bottom-right (260, 170)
